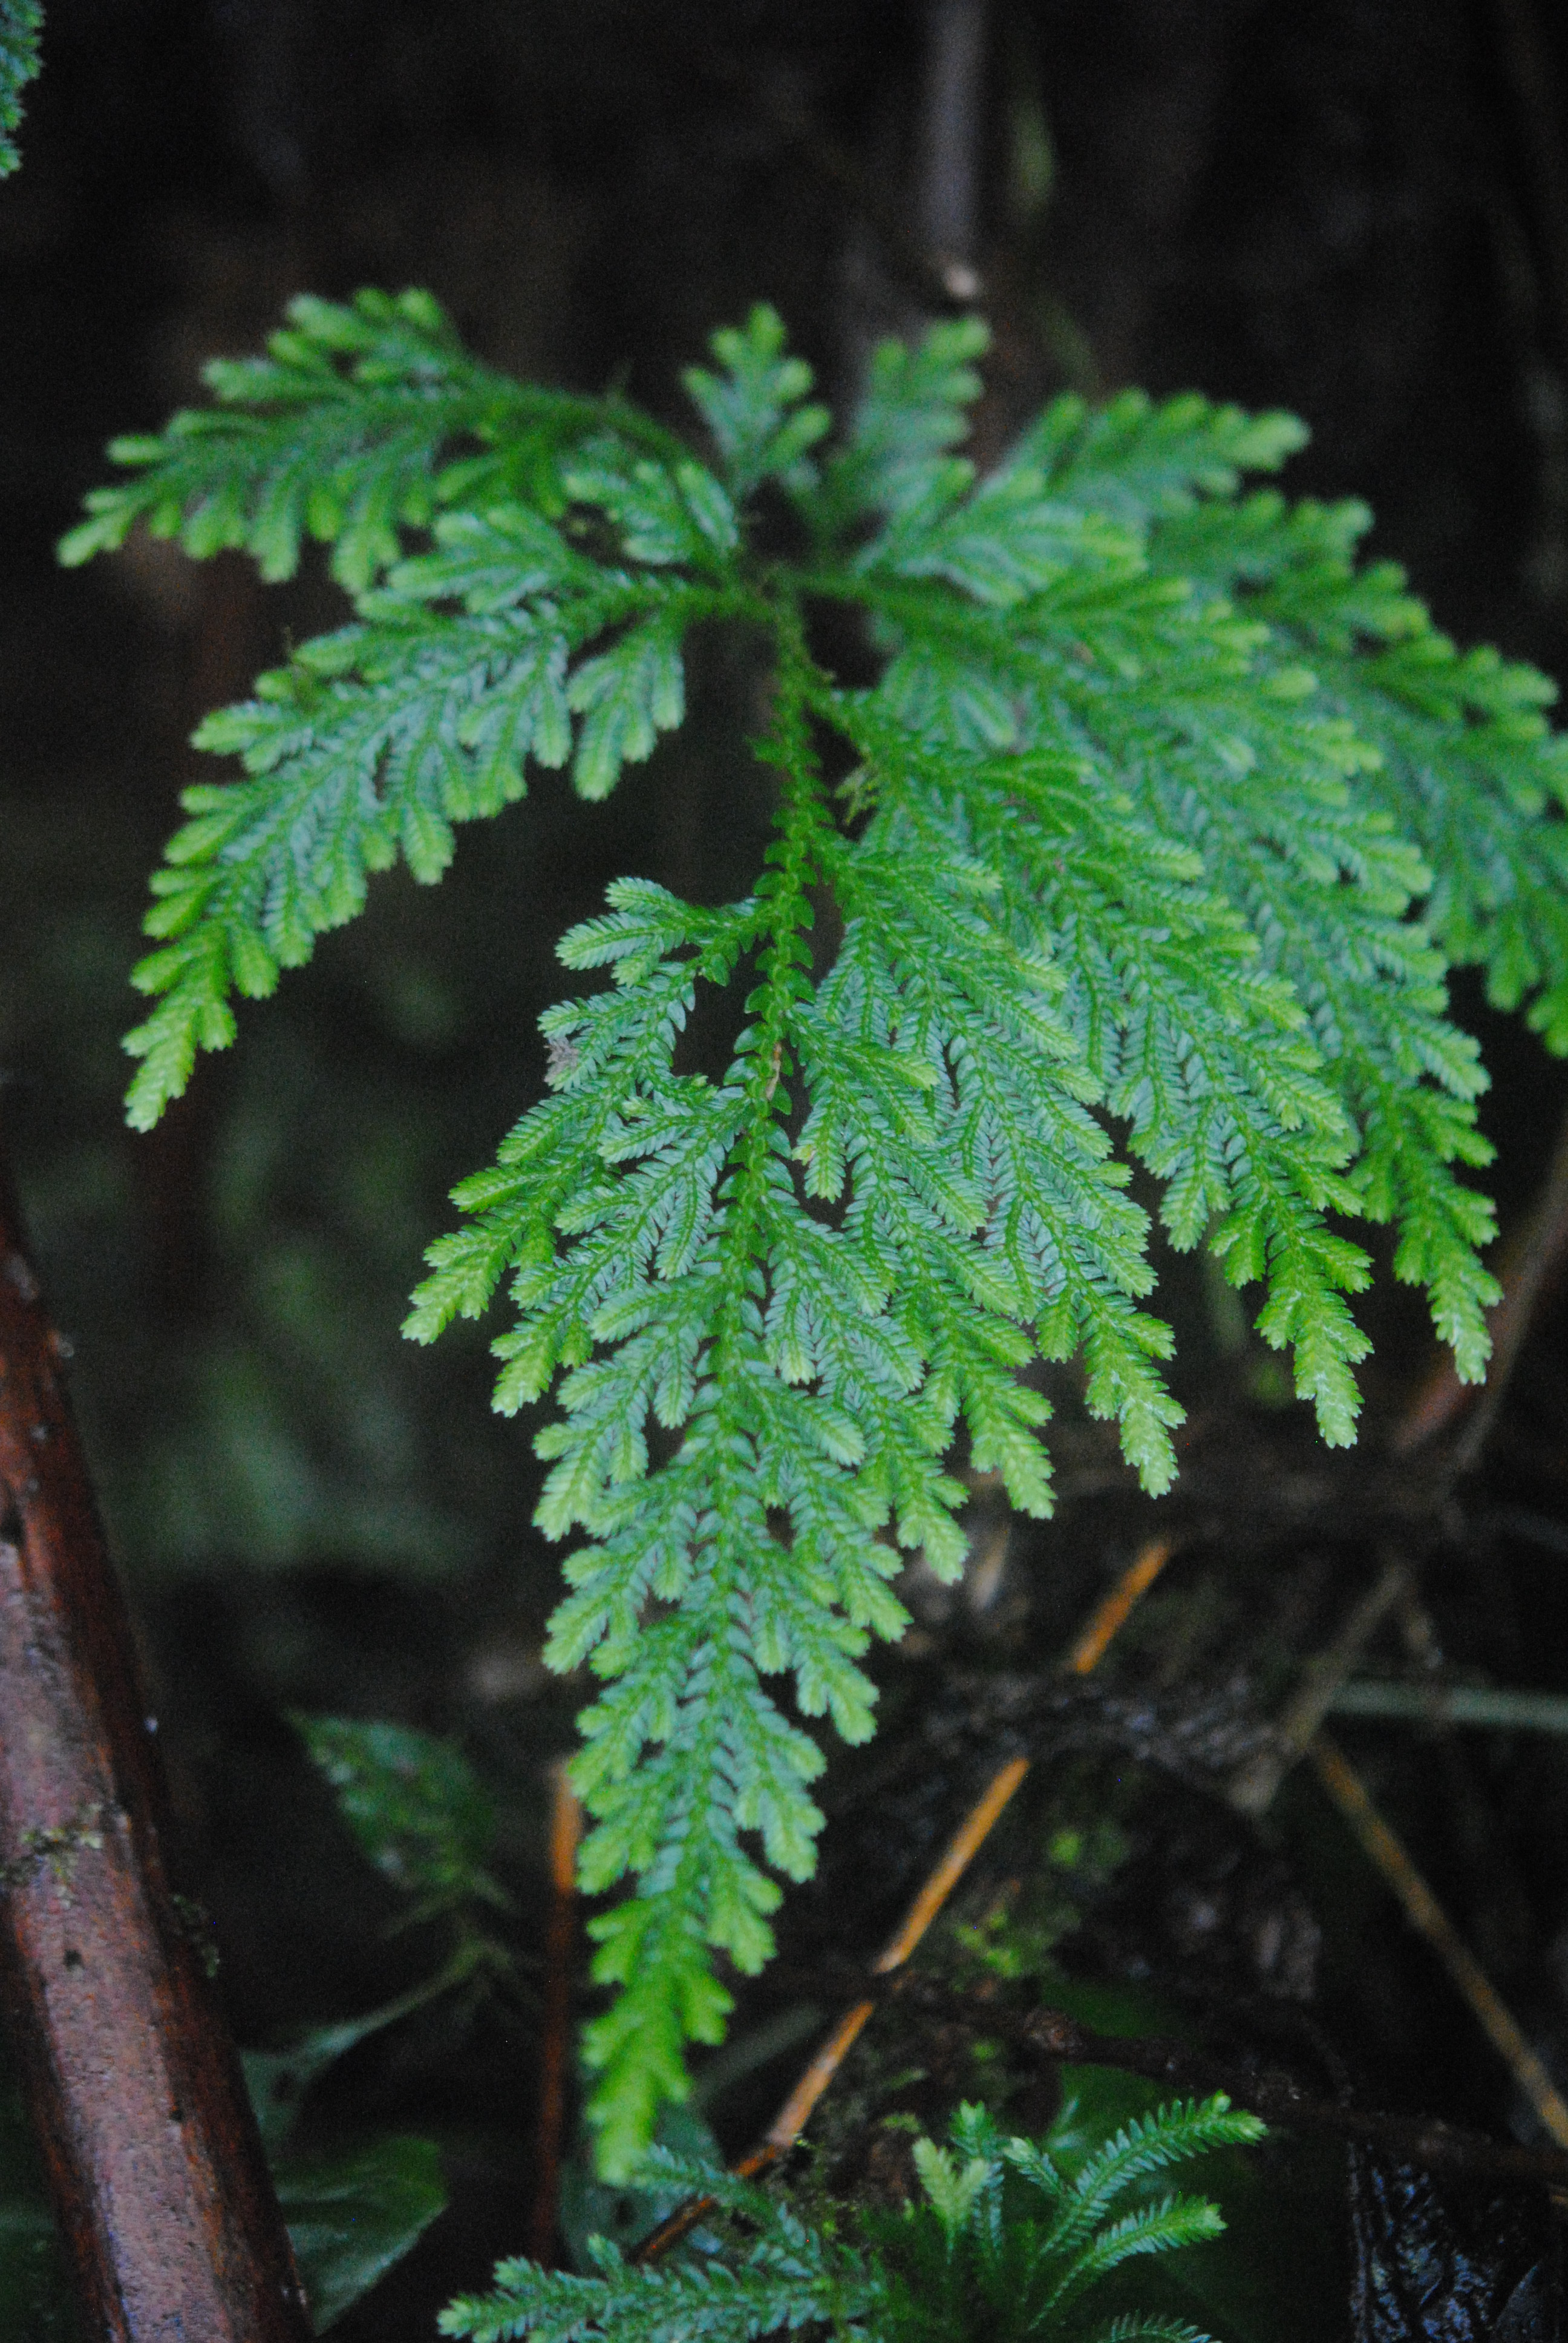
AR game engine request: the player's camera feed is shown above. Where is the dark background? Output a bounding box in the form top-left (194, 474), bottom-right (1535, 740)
top-left (5, 2), bottom-right (1568, 2333)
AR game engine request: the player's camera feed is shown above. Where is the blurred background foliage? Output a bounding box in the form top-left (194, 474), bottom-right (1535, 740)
top-left (6, 1), bottom-right (1568, 2333)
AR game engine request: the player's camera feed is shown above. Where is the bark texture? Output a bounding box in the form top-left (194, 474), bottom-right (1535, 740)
top-left (0, 1141), bottom-right (312, 2341)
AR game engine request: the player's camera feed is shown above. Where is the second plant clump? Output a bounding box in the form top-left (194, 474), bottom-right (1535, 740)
top-left (65, 291), bottom-right (1568, 2171)
top-left (441, 2093), bottom-right (1266, 2343)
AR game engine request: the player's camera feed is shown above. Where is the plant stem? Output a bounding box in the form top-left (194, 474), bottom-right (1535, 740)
top-left (1328, 1678), bottom-right (1568, 1732)
top-left (1310, 1732), bottom-right (1568, 2151)
top-left (0, 1137), bottom-right (311, 2341)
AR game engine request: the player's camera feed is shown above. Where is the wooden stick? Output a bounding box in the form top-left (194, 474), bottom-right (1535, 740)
top-left (1065, 1538), bottom-right (1175, 1677)
top-left (756, 1752), bottom-right (1031, 2156)
top-left (0, 1143), bottom-right (312, 2339)
top-left (1310, 1732), bottom-right (1568, 2151)
top-left (528, 1760), bottom-right (583, 2263)
top-left (1228, 1551), bottom-right (1410, 1815)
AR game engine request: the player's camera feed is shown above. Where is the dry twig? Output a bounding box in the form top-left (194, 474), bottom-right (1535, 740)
top-left (1310, 1732), bottom-right (1568, 2152)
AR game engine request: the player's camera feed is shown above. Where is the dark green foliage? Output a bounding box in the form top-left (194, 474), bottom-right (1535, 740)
top-left (273, 2136), bottom-right (447, 2333)
top-left (0, 0), bottom-right (41, 176)
top-left (438, 2094), bottom-right (1264, 2343)
top-left (68, 295), bottom-right (1568, 2169)
top-left (295, 1712), bottom-right (509, 1924)
top-left (0, 2074), bottom-right (80, 2342)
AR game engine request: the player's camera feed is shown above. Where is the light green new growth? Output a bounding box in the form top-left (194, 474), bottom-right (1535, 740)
top-left (0, 0), bottom-right (42, 175)
top-left (437, 2092), bottom-right (1264, 2343)
top-left (70, 292), bottom-right (1568, 2171)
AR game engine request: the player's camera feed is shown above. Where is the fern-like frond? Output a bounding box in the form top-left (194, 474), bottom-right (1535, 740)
top-left (0, 0), bottom-right (42, 175)
top-left (58, 287), bottom-right (679, 593)
top-left (116, 486), bottom-right (746, 1127)
top-left (809, 315), bottom-right (990, 542)
top-left (1091, 2319), bottom-right (1215, 2343)
top-left (682, 304), bottom-right (831, 502)
top-left (438, 2147), bottom-right (871, 2343)
top-left (440, 2100), bottom-right (1258, 2343)
top-left (1047, 2098), bottom-right (1266, 2237)
top-left (85, 297), bottom-right (1568, 2172)
top-left (1153, 487), bottom-right (1568, 1051)
top-left (1005, 385), bottom-right (1308, 526)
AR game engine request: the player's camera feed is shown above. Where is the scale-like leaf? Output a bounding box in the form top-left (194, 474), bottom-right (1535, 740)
top-left (77, 298), bottom-right (1568, 2177)
top-left (0, 0), bottom-right (42, 176)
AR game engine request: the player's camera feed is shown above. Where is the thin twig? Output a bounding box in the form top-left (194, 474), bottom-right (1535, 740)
top-left (528, 1760), bottom-right (582, 2264)
top-left (1227, 1551), bottom-right (1410, 1815)
top-left (0, 1138), bottom-right (311, 2341)
top-left (1309, 1732), bottom-right (1568, 2151)
top-left (1328, 1680), bottom-right (1568, 1734)
top-left (918, 0), bottom-right (989, 287)
top-left (800, 1968), bottom-right (1568, 2191)
top-left (1065, 1538), bottom-right (1175, 1676)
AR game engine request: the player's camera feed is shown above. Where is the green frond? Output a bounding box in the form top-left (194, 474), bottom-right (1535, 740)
top-left (682, 304), bottom-right (831, 502)
top-left (1153, 483), bottom-right (1568, 1056)
top-left (437, 2149), bottom-right (872, 2343)
top-left (438, 2097), bottom-right (1257, 2343)
top-left (91, 300), bottom-right (1568, 2173)
top-left (1008, 384), bottom-right (1308, 525)
top-left (811, 314), bottom-right (990, 539)
top-left (57, 287), bottom-right (661, 592)
top-left (294, 1715), bottom-right (508, 1917)
top-left (1091, 2315), bottom-right (1217, 2343)
top-left (1057, 2099), bottom-right (1266, 2229)
top-left (117, 491), bottom-right (740, 1127)
top-left (0, 0), bottom-right (42, 175)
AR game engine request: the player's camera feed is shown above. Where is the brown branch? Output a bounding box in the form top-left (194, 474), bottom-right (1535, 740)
top-left (0, 1139), bottom-right (311, 2341)
top-left (1064, 1536), bottom-right (1175, 1676)
top-left (528, 1759), bottom-right (582, 2264)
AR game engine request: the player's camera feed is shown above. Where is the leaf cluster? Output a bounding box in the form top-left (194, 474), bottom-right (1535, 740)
top-left (67, 294), bottom-right (1568, 2170)
top-left (439, 2093), bottom-right (1264, 2343)
top-left (0, 0), bottom-right (42, 175)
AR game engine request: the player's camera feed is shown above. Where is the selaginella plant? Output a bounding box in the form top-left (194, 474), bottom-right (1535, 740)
top-left (439, 2093), bottom-right (1266, 2343)
top-left (0, 0), bottom-right (41, 177)
top-left (63, 289), bottom-right (1568, 2172)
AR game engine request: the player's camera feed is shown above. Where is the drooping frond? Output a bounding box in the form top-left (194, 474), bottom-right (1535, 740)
top-left (831, 423), bottom-right (1498, 1436)
top-left (114, 453), bottom-right (751, 1129)
top-left (1152, 487), bottom-right (1568, 1051)
top-left (73, 299), bottom-right (1568, 2171)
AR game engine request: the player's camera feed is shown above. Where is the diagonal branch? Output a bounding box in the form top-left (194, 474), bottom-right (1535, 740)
top-left (0, 1134), bottom-right (312, 2341)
